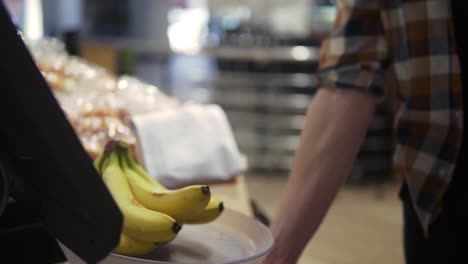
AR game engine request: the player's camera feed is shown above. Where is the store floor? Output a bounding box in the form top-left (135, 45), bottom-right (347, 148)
top-left (245, 174), bottom-right (404, 264)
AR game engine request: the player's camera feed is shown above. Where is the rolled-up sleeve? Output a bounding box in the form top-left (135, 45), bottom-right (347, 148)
top-left (318, 0), bottom-right (389, 99)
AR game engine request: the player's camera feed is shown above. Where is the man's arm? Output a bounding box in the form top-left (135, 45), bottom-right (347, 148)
top-left (261, 87), bottom-right (377, 263)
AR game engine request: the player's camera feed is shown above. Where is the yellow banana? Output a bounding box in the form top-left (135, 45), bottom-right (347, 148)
top-left (101, 147), bottom-right (181, 243)
top-left (119, 152), bottom-right (211, 222)
top-left (183, 196), bottom-right (224, 224)
top-left (121, 147), bottom-right (165, 189)
top-left (114, 232), bottom-right (156, 256)
top-left (120, 145), bottom-right (225, 224)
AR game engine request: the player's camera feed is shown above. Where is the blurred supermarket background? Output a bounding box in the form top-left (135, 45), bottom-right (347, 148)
top-left (3, 1), bottom-right (403, 263)
top-left (6, 0), bottom-right (395, 183)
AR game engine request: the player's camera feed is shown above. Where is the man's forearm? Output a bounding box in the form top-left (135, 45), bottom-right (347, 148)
top-left (263, 87), bottom-right (377, 263)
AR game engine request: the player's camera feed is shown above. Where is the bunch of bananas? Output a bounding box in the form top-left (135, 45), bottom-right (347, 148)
top-left (95, 140), bottom-right (224, 256)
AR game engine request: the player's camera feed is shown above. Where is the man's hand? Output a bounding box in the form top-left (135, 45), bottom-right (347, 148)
top-left (260, 87), bottom-right (377, 263)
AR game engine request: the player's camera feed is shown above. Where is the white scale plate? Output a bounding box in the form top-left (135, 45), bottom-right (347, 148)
top-left (62, 209), bottom-right (274, 264)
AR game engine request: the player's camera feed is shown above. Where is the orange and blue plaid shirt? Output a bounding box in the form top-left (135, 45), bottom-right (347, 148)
top-left (318, 0), bottom-right (463, 233)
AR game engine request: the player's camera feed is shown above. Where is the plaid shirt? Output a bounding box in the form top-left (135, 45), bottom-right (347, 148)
top-left (318, 0), bottom-right (463, 234)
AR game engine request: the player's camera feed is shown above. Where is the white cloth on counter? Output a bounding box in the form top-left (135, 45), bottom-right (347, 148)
top-left (131, 103), bottom-right (247, 188)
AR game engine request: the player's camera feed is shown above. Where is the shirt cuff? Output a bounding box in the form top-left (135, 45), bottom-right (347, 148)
top-left (317, 63), bottom-right (387, 101)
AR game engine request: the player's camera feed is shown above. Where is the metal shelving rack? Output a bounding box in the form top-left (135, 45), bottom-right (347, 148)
top-left (210, 46), bottom-right (318, 171)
